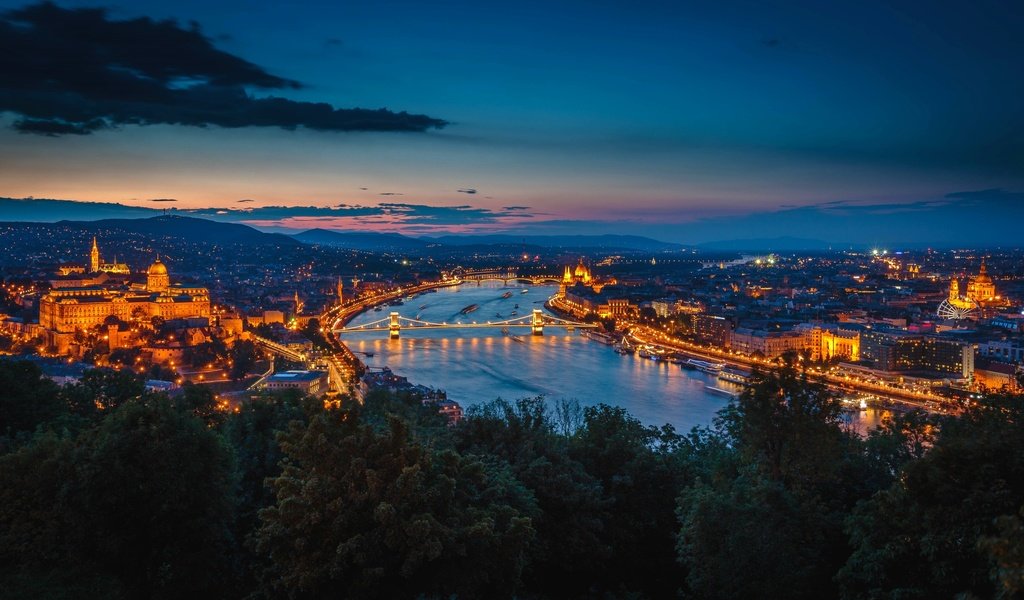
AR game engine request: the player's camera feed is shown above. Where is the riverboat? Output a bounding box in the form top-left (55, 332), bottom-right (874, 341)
top-left (718, 368), bottom-right (749, 384)
top-left (686, 358), bottom-right (725, 374)
top-left (459, 304), bottom-right (479, 314)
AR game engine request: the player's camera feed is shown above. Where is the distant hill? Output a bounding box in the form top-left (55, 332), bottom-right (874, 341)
top-left (35, 215), bottom-right (300, 246)
top-left (293, 228), bottom-right (428, 251)
top-left (424, 234), bottom-right (685, 252)
top-left (696, 236), bottom-right (845, 252)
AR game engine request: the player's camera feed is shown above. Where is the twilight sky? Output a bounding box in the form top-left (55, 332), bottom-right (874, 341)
top-left (0, 0), bottom-right (1022, 244)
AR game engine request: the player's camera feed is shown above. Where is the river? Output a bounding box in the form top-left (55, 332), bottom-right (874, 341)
top-left (341, 282), bottom-right (888, 432)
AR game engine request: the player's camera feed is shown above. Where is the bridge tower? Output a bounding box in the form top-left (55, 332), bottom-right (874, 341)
top-left (531, 309), bottom-right (544, 336)
top-left (389, 312), bottom-right (401, 339)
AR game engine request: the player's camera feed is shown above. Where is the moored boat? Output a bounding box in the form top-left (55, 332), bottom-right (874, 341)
top-left (686, 358), bottom-right (725, 374)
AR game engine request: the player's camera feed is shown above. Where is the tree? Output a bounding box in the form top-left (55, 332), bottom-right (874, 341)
top-left (716, 362), bottom-right (845, 487)
top-left (229, 340), bottom-right (258, 380)
top-left (570, 404), bottom-right (686, 597)
top-left (678, 362), bottom-right (872, 599)
top-left (67, 399), bottom-right (237, 599)
top-left (454, 398), bottom-right (610, 597)
top-left (838, 392), bottom-right (1024, 599)
top-left (0, 359), bottom-right (65, 440)
top-left (981, 505), bottom-right (1024, 597)
top-left (0, 431), bottom-right (123, 599)
top-left (74, 368), bottom-right (145, 412)
top-left (0, 398), bottom-right (237, 599)
top-left (255, 410), bottom-right (535, 599)
top-left (677, 473), bottom-right (833, 600)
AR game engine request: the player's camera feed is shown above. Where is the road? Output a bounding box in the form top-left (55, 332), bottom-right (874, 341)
top-left (625, 325), bottom-right (955, 411)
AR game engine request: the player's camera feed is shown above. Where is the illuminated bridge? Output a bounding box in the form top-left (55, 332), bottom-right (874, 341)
top-left (334, 308), bottom-right (596, 338)
top-left (458, 269), bottom-right (564, 284)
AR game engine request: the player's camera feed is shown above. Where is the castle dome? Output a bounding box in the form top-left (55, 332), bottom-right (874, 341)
top-left (148, 257), bottom-right (168, 275)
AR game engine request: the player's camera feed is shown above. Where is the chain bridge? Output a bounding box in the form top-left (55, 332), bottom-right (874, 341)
top-left (334, 308), bottom-right (596, 338)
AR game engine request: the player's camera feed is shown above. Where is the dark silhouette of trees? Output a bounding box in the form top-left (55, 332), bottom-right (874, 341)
top-left (254, 408), bottom-right (535, 599)
top-left (1, 356), bottom-right (1023, 599)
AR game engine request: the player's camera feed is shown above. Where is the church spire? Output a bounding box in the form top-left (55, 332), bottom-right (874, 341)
top-left (89, 236), bottom-right (100, 272)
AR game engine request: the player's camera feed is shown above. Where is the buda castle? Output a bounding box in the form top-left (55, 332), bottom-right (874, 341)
top-left (40, 239), bottom-right (210, 353)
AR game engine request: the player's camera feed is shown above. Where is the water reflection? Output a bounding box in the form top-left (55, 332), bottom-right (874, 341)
top-left (343, 282), bottom-right (880, 433)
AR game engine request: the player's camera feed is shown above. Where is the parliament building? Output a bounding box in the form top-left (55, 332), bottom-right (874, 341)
top-left (40, 239), bottom-right (211, 353)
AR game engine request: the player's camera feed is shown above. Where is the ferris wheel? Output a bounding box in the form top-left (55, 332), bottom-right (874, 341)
top-left (937, 297), bottom-right (978, 320)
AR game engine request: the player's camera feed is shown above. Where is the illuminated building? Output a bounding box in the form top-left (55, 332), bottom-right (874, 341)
top-left (729, 328), bottom-right (808, 359)
top-left (860, 329), bottom-right (972, 377)
top-left (89, 237), bottom-right (130, 274)
top-left (948, 259), bottom-right (1009, 310)
top-left (56, 237), bottom-right (130, 278)
top-left (558, 258), bottom-right (610, 300)
top-left (265, 370), bottom-right (328, 396)
top-left (563, 258), bottom-right (593, 286)
top-left (692, 314), bottom-right (732, 347)
top-left (39, 250), bottom-right (210, 353)
top-left (798, 324), bottom-right (861, 361)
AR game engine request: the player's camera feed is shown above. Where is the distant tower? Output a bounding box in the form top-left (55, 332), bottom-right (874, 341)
top-left (563, 265), bottom-right (573, 284)
top-left (90, 237), bottom-right (100, 273)
top-left (336, 277), bottom-right (344, 306)
top-left (294, 290), bottom-right (304, 315)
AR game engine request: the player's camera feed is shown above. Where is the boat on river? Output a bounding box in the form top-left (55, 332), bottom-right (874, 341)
top-left (501, 291), bottom-right (513, 299)
top-left (686, 358), bottom-right (725, 374)
top-left (373, 306), bottom-right (383, 312)
top-left (581, 329), bottom-right (616, 345)
top-left (459, 304), bottom-right (479, 315)
top-left (718, 368), bottom-right (749, 384)
top-left (521, 288), bottom-right (529, 294)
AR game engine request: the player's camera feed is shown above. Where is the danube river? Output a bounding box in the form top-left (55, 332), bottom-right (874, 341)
top-left (342, 282), bottom-right (886, 432)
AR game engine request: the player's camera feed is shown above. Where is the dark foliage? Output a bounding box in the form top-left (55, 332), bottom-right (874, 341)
top-left (0, 356), bottom-right (1022, 599)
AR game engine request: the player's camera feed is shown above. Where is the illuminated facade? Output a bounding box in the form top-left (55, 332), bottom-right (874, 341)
top-left (948, 259), bottom-right (1008, 311)
top-left (558, 258), bottom-right (610, 298)
top-left (563, 258), bottom-right (593, 286)
top-left (56, 237), bottom-right (130, 277)
top-left (798, 324), bottom-right (860, 361)
top-left (89, 237), bottom-right (130, 274)
top-left (40, 251), bottom-right (210, 353)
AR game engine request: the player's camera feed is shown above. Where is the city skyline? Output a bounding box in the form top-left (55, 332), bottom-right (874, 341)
top-left (1, 0), bottom-right (1022, 244)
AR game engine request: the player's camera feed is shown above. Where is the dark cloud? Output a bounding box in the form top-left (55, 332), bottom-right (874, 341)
top-left (236, 198), bottom-right (255, 203)
top-left (503, 206), bottom-right (530, 211)
top-left (0, 2), bottom-right (447, 136)
top-left (378, 192), bottom-right (403, 196)
top-left (147, 198), bottom-right (177, 202)
top-left (457, 188), bottom-right (477, 194)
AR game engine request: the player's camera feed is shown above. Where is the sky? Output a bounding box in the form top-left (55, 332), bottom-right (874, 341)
top-left (0, 0), bottom-right (1021, 244)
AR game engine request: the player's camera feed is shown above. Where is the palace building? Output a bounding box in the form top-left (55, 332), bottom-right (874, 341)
top-left (40, 242), bottom-right (210, 353)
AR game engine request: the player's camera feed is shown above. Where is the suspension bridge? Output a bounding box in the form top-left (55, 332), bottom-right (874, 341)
top-left (334, 308), bottom-right (597, 338)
